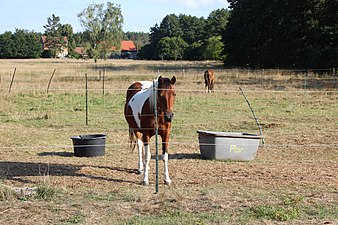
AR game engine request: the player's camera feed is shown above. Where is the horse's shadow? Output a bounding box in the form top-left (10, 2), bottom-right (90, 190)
top-left (38, 152), bottom-right (201, 160)
top-left (0, 161), bottom-right (138, 184)
top-left (150, 153), bottom-right (201, 160)
top-left (37, 151), bottom-right (73, 157)
top-left (170, 153), bottom-right (201, 160)
top-left (0, 151), bottom-right (201, 184)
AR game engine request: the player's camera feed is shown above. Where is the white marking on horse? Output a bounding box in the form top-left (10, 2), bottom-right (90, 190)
top-left (162, 152), bottom-right (171, 185)
top-left (128, 81), bottom-right (153, 128)
top-left (136, 138), bottom-right (144, 174)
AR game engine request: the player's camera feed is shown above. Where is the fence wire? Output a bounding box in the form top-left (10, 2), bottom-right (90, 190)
top-left (0, 68), bottom-right (337, 156)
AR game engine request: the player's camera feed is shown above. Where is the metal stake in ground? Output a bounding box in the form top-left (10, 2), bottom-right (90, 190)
top-left (102, 68), bottom-right (105, 96)
top-left (153, 80), bottom-right (159, 193)
top-left (85, 73), bottom-right (88, 126)
top-left (239, 87), bottom-right (265, 146)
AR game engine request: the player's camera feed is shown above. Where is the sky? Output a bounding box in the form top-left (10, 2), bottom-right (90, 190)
top-left (0, 0), bottom-right (229, 34)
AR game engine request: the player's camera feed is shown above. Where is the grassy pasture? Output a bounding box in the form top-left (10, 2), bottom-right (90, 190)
top-left (0, 59), bottom-right (337, 224)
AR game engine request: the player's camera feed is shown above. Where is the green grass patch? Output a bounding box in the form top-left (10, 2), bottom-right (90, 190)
top-left (63, 213), bottom-right (86, 224)
top-left (248, 204), bottom-right (299, 221)
top-left (35, 184), bottom-right (63, 201)
top-left (123, 209), bottom-right (230, 225)
top-left (0, 184), bottom-right (16, 201)
top-left (303, 204), bottom-right (338, 220)
top-left (84, 190), bottom-right (137, 203)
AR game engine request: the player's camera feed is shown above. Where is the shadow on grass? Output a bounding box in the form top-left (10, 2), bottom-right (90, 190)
top-left (0, 161), bottom-right (138, 184)
top-left (150, 153), bottom-right (201, 160)
top-left (38, 151), bottom-right (74, 157)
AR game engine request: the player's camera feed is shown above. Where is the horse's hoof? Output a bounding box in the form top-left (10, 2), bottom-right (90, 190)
top-left (164, 180), bottom-right (171, 186)
top-left (142, 180), bottom-right (149, 186)
top-left (137, 170), bottom-right (144, 175)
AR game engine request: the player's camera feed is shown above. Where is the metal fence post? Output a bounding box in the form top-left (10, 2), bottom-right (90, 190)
top-left (153, 80), bottom-right (159, 194)
top-left (85, 73), bottom-right (88, 126)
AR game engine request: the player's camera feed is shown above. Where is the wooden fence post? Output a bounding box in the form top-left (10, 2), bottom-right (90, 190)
top-left (8, 68), bottom-right (16, 93)
top-left (46, 69), bottom-right (56, 94)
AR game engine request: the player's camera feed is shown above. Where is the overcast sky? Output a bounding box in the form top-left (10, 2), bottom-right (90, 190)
top-left (0, 0), bottom-right (229, 33)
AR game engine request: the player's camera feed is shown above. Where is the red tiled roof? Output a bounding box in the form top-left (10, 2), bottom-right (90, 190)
top-left (121, 40), bottom-right (136, 51)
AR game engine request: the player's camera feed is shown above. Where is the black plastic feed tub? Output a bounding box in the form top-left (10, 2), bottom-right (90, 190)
top-left (70, 134), bottom-right (106, 157)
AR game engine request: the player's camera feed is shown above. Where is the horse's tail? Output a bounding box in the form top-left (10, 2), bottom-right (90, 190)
top-left (128, 128), bottom-right (137, 153)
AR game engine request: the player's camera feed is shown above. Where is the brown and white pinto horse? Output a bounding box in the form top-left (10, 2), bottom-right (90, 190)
top-left (204, 69), bottom-right (215, 93)
top-left (124, 76), bottom-right (176, 185)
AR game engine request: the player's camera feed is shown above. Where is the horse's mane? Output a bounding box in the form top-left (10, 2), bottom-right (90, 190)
top-left (147, 79), bottom-right (158, 113)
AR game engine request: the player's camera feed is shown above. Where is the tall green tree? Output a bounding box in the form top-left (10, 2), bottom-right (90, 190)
top-left (138, 9), bottom-right (229, 60)
top-left (158, 14), bottom-right (183, 38)
top-left (223, 0), bottom-right (338, 68)
top-left (203, 36), bottom-right (225, 60)
top-left (0, 31), bottom-right (14, 58)
top-left (205, 8), bottom-right (230, 38)
top-left (157, 36), bottom-right (187, 60)
top-left (179, 14), bottom-right (205, 44)
top-left (12, 29), bottom-right (41, 58)
top-left (138, 24), bottom-right (161, 59)
top-left (78, 2), bottom-right (123, 62)
top-left (0, 30), bottom-right (41, 59)
top-left (314, 0), bottom-right (338, 68)
top-left (60, 24), bottom-right (75, 57)
top-left (43, 14), bottom-right (65, 58)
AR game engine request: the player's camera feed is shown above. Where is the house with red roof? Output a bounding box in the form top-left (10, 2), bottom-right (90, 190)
top-left (75, 40), bottom-right (137, 59)
top-left (120, 40), bottom-right (137, 59)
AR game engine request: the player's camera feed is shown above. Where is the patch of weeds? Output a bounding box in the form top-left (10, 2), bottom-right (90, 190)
top-left (242, 195), bottom-right (307, 222)
top-left (64, 213), bottom-right (86, 224)
top-left (106, 191), bottom-right (120, 201)
top-left (248, 205), bottom-right (299, 221)
top-left (303, 204), bottom-right (338, 220)
top-left (84, 190), bottom-right (135, 202)
top-left (35, 184), bottom-right (62, 201)
top-left (84, 191), bottom-right (107, 201)
top-left (121, 191), bottom-right (137, 202)
top-left (0, 184), bottom-right (16, 201)
top-left (123, 209), bottom-right (230, 225)
top-left (282, 195), bottom-right (304, 206)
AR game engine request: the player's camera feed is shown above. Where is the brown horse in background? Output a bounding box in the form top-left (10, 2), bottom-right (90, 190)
top-left (204, 69), bottom-right (215, 93)
top-left (124, 76), bottom-right (176, 185)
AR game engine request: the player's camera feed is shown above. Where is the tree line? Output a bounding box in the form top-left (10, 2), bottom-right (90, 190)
top-left (0, 2), bottom-right (148, 60)
top-left (222, 0), bottom-right (337, 68)
top-left (138, 0), bottom-right (337, 68)
top-left (0, 0), bottom-right (336, 69)
top-left (138, 8), bottom-right (229, 61)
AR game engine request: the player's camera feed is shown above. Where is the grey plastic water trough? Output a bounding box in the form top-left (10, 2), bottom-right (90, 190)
top-left (197, 130), bottom-right (262, 161)
top-left (70, 134), bottom-right (106, 157)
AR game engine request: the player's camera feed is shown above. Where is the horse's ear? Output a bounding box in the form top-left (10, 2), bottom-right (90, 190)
top-left (158, 76), bottom-right (162, 84)
top-left (171, 76), bottom-right (176, 84)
